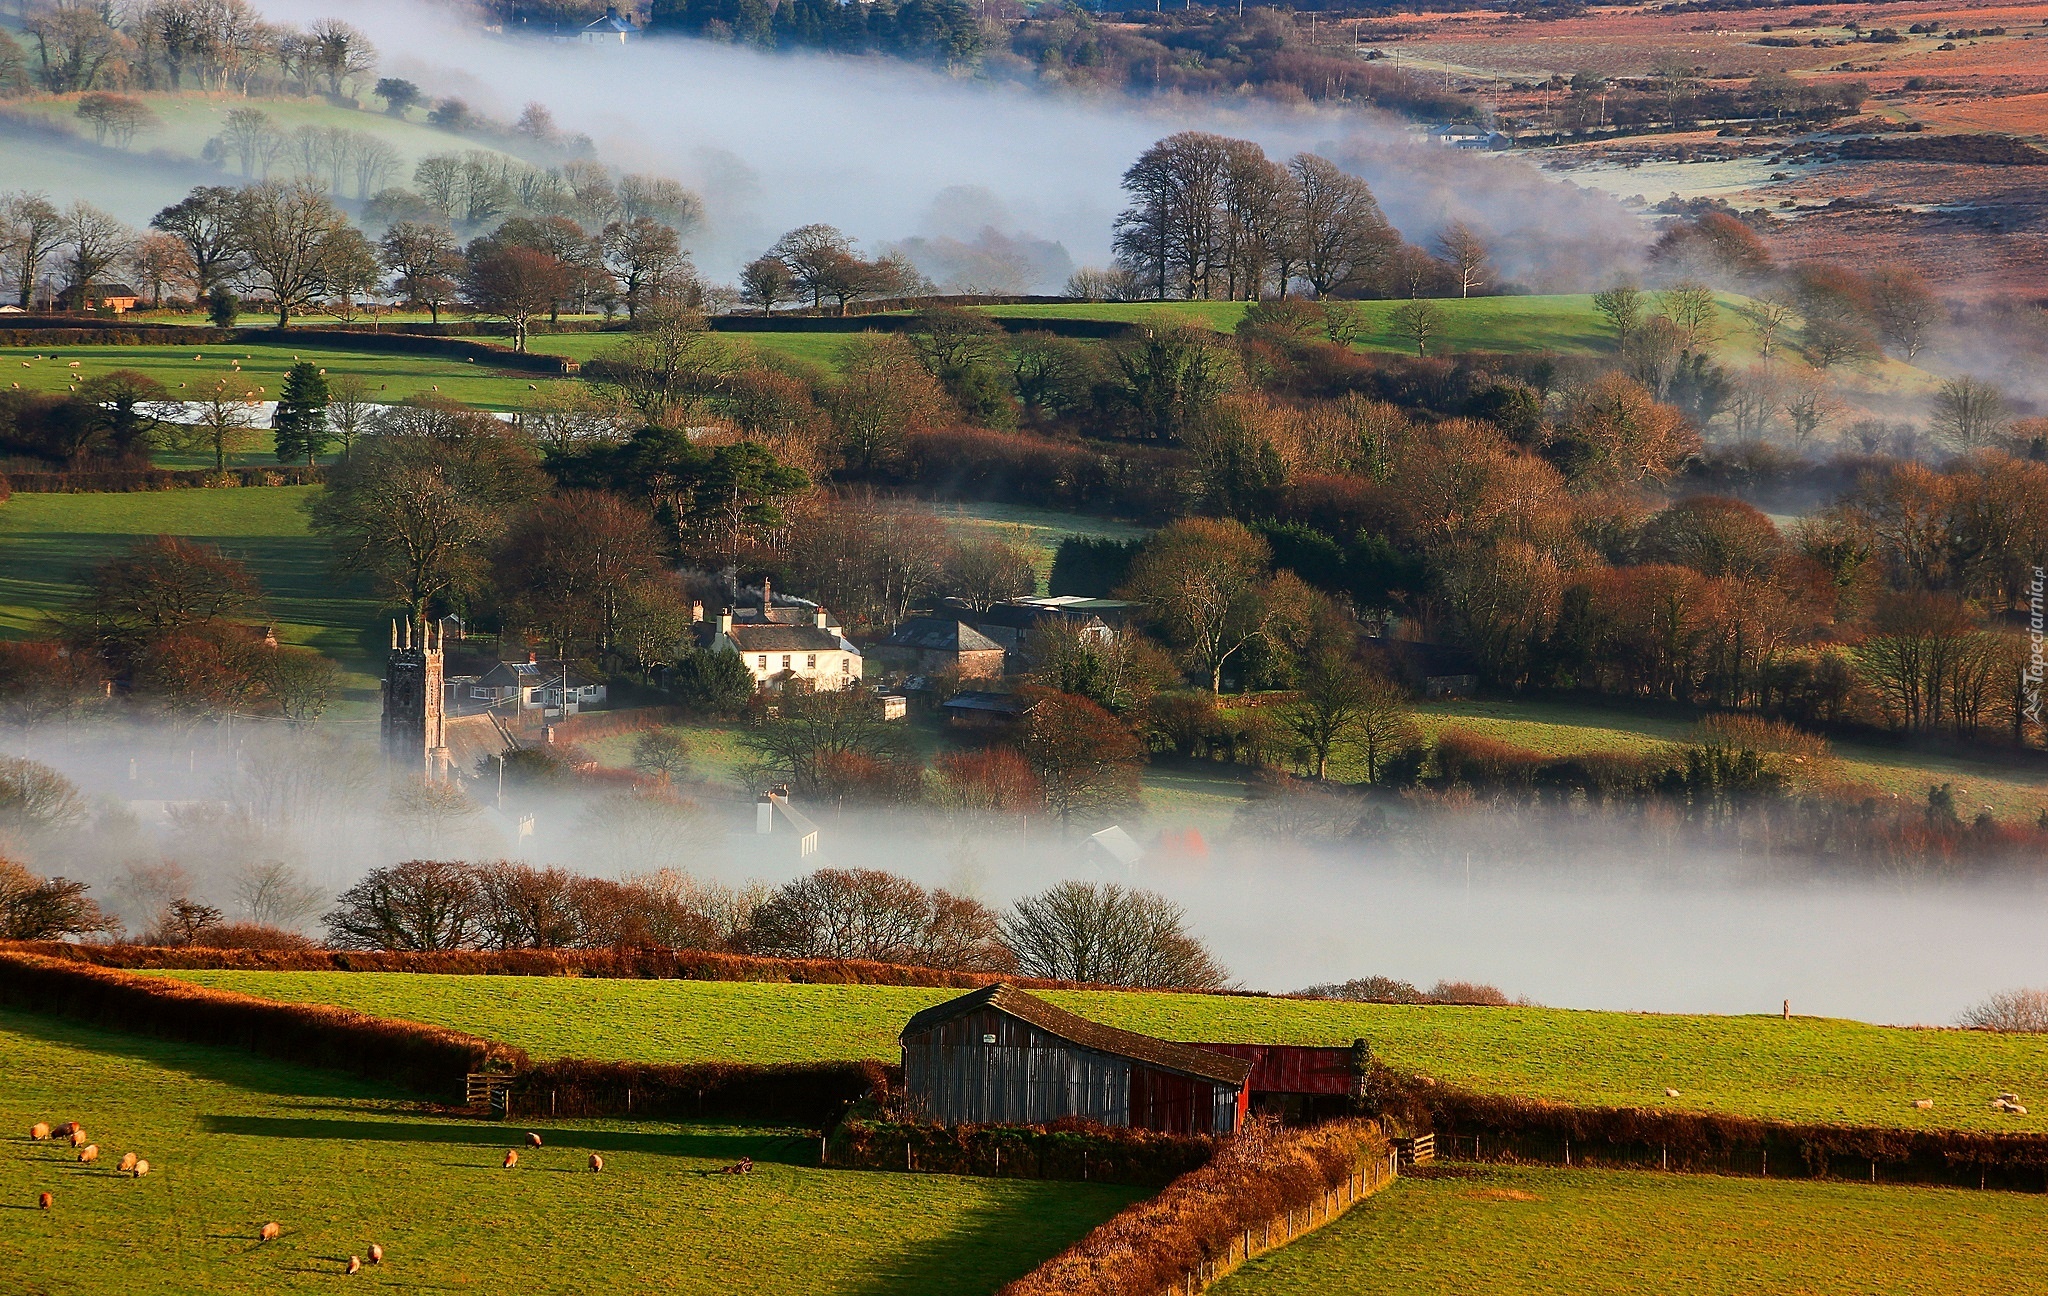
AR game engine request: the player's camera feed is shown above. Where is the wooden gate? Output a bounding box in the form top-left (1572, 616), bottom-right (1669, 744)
top-left (467, 1073), bottom-right (516, 1118)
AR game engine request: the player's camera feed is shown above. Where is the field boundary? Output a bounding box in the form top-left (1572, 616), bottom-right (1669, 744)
top-left (0, 325), bottom-right (576, 373)
top-left (1000, 1118), bottom-right (1395, 1296)
top-left (827, 1117), bottom-right (1213, 1187)
top-left (1393, 1076), bottom-right (2048, 1190)
top-left (0, 949), bottom-right (523, 1093)
top-left (0, 465), bottom-right (325, 493)
top-left (4, 940), bottom-right (1169, 991)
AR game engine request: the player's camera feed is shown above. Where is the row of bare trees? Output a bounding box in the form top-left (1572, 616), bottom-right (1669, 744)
top-left (1110, 132), bottom-right (1487, 303)
top-left (319, 860), bottom-right (1228, 987)
top-left (12, 0), bottom-right (374, 97)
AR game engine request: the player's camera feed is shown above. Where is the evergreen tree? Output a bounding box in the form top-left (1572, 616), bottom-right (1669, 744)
top-left (272, 362), bottom-right (331, 466)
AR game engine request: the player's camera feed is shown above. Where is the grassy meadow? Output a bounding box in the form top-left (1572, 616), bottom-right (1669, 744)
top-left (1212, 1164), bottom-right (2048, 1296)
top-left (0, 1007), bottom-right (1137, 1296)
top-left (0, 487), bottom-right (380, 690)
top-left (1413, 698), bottom-right (2048, 825)
top-left (3, 341), bottom-right (551, 412)
top-left (155, 973), bottom-right (2048, 1134)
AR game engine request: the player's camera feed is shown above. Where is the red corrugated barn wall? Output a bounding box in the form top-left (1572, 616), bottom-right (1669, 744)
top-left (1128, 1064), bottom-right (1243, 1136)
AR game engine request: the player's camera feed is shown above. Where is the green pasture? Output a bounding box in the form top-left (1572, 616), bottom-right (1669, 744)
top-left (6, 90), bottom-right (525, 175)
top-left (1214, 1165), bottom-right (2048, 1296)
top-left (2, 342), bottom-right (545, 412)
top-left (157, 973), bottom-right (2048, 1134)
top-left (0, 1007), bottom-right (1136, 1296)
top-left (979, 296), bottom-right (1617, 356)
top-left (1415, 698), bottom-right (2048, 825)
top-left (0, 487), bottom-right (378, 684)
top-left (496, 330), bottom-right (859, 374)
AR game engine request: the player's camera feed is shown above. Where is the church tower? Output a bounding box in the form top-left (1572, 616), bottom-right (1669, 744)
top-left (382, 618), bottom-right (450, 780)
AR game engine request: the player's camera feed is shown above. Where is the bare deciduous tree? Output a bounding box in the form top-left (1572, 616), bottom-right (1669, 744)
top-left (1000, 881), bottom-right (1227, 988)
top-left (1435, 221), bottom-right (1489, 299)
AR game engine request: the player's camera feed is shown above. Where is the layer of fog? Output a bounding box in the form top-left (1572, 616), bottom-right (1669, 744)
top-left (16, 720), bottom-right (2045, 1028)
top-left (240, 0), bottom-right (1646, 288)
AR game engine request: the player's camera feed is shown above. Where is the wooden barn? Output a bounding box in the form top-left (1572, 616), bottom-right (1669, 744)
top-left (900, 985), bottom-right (1252, 1136)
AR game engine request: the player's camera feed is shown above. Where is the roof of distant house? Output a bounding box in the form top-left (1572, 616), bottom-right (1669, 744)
top-left (941, 690), bottom-right (1029, 715)
top-left (883, 618), bottom-right (1003, 653)
top-left (901, 984), bottom-right (1252, 1086)
top-left (725, 623), bottom-right (846, 653)
top-left (93, 283), bottom-right (141, 298)
top-left (583, 9), bottom-right (635, 31)
top-left (968, 602), bottom-right (1110, 633)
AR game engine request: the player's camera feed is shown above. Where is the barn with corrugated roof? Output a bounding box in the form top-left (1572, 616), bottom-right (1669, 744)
top-left (900, 985), bottom-right (1252, 1136)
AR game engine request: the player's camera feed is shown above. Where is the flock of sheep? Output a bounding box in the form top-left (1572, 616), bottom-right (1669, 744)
top-left (29, 1120), bottom-right (148, 1192)
top-left (27, 1120), bottom-right (601, 1275)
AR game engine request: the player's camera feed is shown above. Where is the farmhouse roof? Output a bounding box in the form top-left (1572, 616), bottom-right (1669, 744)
top-left (93, 282), bottom-right (141, 297)
top-left (583, 7), bottom-right (635, 31)
top-left (725, 622), bottom-right (845, 653)
top-left (940, 690), bottom-right (1029, 716)
top-left (968, 603), bottom-right (1110, 633)
top-left (901, 984), bottom-right (1253, 1087)
top-left (883, 618), bottom-right (1002, 653)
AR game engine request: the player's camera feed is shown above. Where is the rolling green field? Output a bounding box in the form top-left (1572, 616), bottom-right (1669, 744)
top-left (157, 973), bottom-right (2048, 1134)
top-left (0, 1007), bottom-right (1136, 1296)
top-left (1415, 699), bottom-right (2048, 825)
top-left (3, 342), bottom-right (549, 412)
top-left (1213, 1165), bottom-right (2048, 1296)
top-left (978, 296), bottom-right (1617, 356)
top-left (0, 487), bottom-right (379, 686)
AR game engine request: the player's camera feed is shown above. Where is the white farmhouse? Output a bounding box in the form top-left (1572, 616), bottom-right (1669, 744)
top-left (698, 582), bottom-right (860, 691)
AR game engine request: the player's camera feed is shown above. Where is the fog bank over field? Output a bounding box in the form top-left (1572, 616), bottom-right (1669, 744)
top-left (246, 0), bottom-right (1645, 287)
top-left (806, 825), bottom-right (2048, 1028)
top-left (18, 718), bottom-right (2035, 1028)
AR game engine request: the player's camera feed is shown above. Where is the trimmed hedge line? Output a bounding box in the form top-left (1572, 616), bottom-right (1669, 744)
top-left (829, 1117), bottom-right (1212, 1187)
top-left (0, 951), bottom-right (522, 1095)
top-left (1001, 1118), bottom-right (1391, 1296)
top-left (1387, 1074), bottom-right (2048, 1190)
top-left (517, 1058), bottom-right (888, 1127)
top-left (3, 941), bottom-right (1094, 988)
top-left (2, 466), bottom-right (325, 493)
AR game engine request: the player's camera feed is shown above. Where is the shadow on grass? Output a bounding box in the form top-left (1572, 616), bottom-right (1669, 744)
top-left (834, 1178), bottom-right (1145, 1296)
top-left (0, 1005), bottom-right (395, 1106)
top-left (199, 1115), bottom-right (817, 1165)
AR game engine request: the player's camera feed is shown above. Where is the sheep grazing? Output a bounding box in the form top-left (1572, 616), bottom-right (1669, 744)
top-left (368, 1244), bottom-right (384, 1264)
top-left (526, 1132), bottom-right (542, 1148)
top-left (132, 1160), bottom-right (150, 1178)
top-left (347, 1256), bottom-right (361, 1275)
top-left (38, 1192), bottom-right (52, 1210)
top-left (502, 1150), bottom-right (518, 1169)
top-left (69, 1130), bottom-right (89, 1147)
top-left (117, 1153), bottom-right (137, 1173)
top-left (588, 1154), bottom-right (603, 1173)
top-left (260, 1223), bottom-right (281, 1242)
top-left (29, 1123), bottom-right (50, 1141)
top-left (52, 1123), bottom-right (78, 1140)
top-left (77, 1145), bottom-right (99, 1164)
top-left (1914, 1098), bottom-right (1936, 1110)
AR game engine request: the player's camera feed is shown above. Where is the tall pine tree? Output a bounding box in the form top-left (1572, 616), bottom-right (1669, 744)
top-left (272, 362), bottom-right (331, 466)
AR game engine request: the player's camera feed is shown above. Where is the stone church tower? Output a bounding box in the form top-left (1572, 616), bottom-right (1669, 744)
top-left (382, 619), bottom-right (450, 780)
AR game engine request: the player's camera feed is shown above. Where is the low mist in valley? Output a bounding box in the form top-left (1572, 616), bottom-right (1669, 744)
top-left (11, 718), bottom-right (2041, 1027)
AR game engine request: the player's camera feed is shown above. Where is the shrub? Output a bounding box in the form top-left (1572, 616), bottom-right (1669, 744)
top-left (1297, 976), bottom-right (1427, 1004)
top-left (1001, 1118), bottom-right (1390, 1296)
top-left (1959, 988), bottom-right (2048, 1033)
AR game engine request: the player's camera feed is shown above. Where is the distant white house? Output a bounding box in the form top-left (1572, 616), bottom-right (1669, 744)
top-left (695, 582), bottom-right (860, 691)
top-left (471, 658), bottom-right (608, 714)
top-left (580, 7), bottom-right (637, 43)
